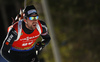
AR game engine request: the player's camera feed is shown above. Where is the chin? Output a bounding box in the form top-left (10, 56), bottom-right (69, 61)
top-left (32, 27), bottom-right (36, 30)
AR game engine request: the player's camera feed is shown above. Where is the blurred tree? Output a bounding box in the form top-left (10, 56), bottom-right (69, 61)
top-left (48, 0), bottom-right (100, 62)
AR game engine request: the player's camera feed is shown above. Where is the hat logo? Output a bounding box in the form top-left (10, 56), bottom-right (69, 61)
top-left (28, 9), bottom-right (37, 15)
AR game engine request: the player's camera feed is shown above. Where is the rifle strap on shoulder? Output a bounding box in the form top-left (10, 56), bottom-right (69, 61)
top-left (15, 19), bottom-right (23, 41)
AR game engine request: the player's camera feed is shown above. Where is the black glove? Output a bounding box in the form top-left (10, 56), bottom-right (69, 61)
top-left (35, 42), bottom-right (45, 51)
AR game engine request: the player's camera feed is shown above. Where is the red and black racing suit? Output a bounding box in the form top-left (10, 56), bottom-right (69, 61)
top-left (1, 20), bottom-right (51, 62)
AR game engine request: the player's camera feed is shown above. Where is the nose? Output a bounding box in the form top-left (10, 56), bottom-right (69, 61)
top-left (33, 19), bottom-right (37, 21)
top-left (32, 19), bottom-right (38, 23)
top-left (32, 19), bottom-right (38, 22)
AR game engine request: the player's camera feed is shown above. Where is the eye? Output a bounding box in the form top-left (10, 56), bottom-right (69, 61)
top-left (29, 17), bottom-right (35, 20)
top-left (29, 16), bottom-right (39, 20)
top-left (35, 16), bottom-right (39, 19)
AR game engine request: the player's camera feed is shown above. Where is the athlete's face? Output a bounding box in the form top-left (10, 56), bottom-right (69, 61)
top-left (25, 14), bottom-right (39, 30)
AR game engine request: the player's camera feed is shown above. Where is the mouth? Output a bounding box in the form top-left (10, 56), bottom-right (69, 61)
top-left (32, 22), bottom-right (37, 27)
top-left (33, 24), bottom-right (36, 27)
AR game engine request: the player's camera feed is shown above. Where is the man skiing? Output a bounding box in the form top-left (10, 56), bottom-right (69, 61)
top-left (1, 5), bottom-right (51, 62)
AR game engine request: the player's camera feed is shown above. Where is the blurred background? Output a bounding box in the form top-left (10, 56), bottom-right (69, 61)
top-left (0, 0), bottom-right (100, 62)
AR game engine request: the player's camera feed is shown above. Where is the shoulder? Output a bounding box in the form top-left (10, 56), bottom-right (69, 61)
top-left (13, 21), bottom-right (18, 28)
top-left (39, 20), bottom-right (47, 29)
top-left (12, 21), bottom-right (18, 33)
top-left (7, 27), bottom-right (18, 36)
top-left (38, 20), bottom-right (48, 34)
top-left (7, 21), bottom-right (18, 32)
top-left (39, 20), bottom-right (47, 26)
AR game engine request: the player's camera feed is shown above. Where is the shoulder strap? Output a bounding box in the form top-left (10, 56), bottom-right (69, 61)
top-left (15, 19), bottom-right (23, 41)
top-left (36, 20), bottom-right (42, 34)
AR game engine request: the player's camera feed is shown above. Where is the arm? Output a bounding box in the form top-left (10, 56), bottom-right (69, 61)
top-left (35, 21), bottom-right (51, 52)
top-left (40, 21), bottom-right (51, 46)
top-left (1, 28), bottom-right (17, 52)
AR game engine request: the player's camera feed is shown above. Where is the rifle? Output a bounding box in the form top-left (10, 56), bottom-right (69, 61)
top-left (11, 9), bottom-right (24, 24)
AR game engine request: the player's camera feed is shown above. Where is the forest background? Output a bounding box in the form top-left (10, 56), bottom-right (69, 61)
top-left (0, 0), bottom-right (100, 62)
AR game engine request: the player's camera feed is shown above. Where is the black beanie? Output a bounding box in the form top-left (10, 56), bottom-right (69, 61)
top-left (24, 5), bottom-right (38, 17)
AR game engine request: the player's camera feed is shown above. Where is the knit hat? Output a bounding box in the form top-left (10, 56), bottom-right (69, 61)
top-left (24, 5), bottom-right (38, 17)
